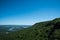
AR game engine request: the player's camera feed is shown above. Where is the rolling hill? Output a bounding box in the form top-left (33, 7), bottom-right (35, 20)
top-left (0, 18), bottom-right (60, 40)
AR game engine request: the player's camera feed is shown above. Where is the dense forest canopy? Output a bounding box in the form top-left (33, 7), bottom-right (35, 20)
top-left (0, 18), bottom-right (60, 40)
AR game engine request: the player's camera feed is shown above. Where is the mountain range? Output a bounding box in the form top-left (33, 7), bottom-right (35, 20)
top-left (0, 18), bottom-right (60, 40)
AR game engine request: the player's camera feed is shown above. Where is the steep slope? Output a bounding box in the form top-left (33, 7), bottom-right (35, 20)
top-left (0, 18), bottom-right (60, 40)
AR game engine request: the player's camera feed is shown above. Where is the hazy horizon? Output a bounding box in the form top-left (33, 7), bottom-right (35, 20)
top-left (0, 0), bottom-right (60, 25)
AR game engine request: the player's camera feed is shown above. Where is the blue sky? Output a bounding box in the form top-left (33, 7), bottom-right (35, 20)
top-left (0, 0), bottom-right (60, 25)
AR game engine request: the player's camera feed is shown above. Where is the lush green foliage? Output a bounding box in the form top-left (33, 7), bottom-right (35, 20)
top-left (0, 18), bottom-right (60, 40)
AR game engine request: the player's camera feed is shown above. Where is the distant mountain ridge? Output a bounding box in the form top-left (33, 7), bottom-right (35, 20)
top-left (0, 25), bottom-right (31, 34)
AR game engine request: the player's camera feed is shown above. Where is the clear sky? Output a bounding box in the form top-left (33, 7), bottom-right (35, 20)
top-left (0, 0), bottom-right (60, 25)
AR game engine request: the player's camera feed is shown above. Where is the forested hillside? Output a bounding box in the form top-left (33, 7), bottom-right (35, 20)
top-left (0, 18), bottom-right (60, 40)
